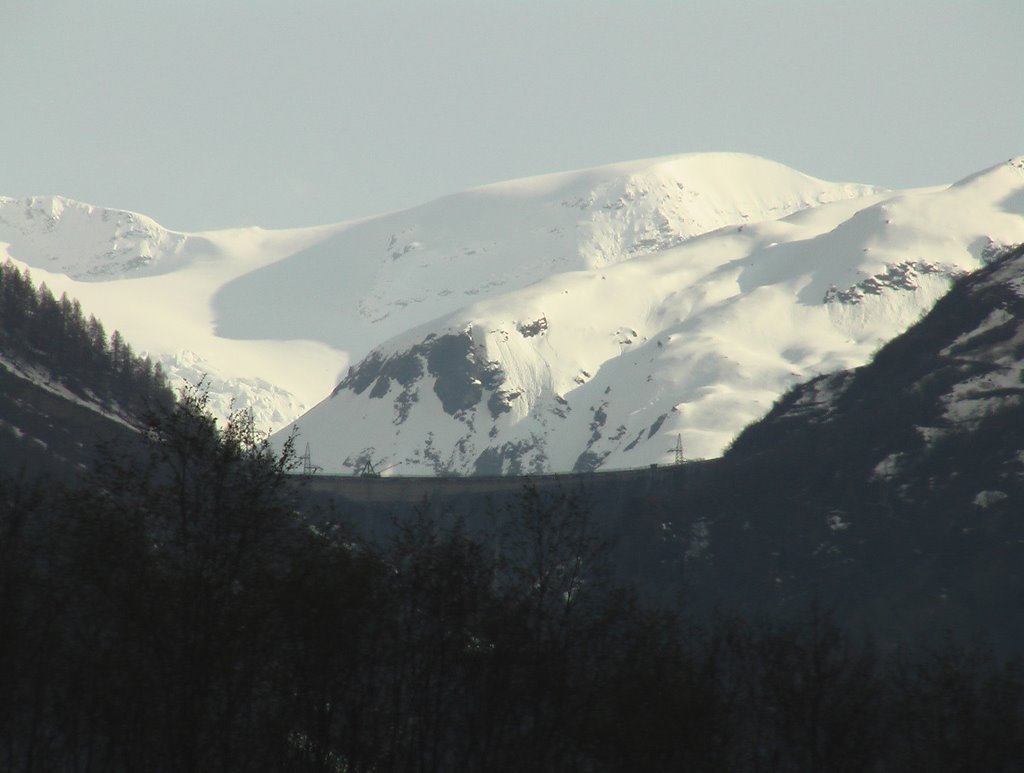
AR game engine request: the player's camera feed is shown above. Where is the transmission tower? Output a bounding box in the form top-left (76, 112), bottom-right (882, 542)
top-left (300, 442), bottom-right (321, 475)
top-left (669, 433), bottom-right (684, 465)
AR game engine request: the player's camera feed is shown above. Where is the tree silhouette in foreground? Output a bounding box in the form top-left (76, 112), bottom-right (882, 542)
top-left (0, 385), bottom-right (1022, 771)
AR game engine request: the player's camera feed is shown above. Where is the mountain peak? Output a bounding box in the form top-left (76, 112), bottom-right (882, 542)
top-left (281, 155), bottom-right (1023, 475)
top-left (948, 155), bottom-right (1024, 196)
top-left (0, 194), bottom-right (205, 281)
top-left (4, 153), bottom-right (1022, 475)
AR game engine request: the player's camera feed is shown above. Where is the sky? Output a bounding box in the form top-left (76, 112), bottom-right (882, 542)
top-left (2, 0), bottom-right (1021, 233)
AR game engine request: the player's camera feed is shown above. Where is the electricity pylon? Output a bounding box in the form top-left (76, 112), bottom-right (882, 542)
top-left (300, 443), bottom-right (321, 475)
top-left (669, 434), bottom-right (684, 465)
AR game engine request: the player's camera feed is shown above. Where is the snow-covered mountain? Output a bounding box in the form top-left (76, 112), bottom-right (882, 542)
top-left (0, 195), bottom-right (349, 427)
top-left (3, 153), bottom-right (1022, 474)
top-left (286, 156), bottom-right (1024, 475)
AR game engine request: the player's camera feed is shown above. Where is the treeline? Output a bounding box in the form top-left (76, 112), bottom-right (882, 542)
top-left (0, 260), bottom-right (174, 418)
top-left (1, 389), bottom-right (1022, 771)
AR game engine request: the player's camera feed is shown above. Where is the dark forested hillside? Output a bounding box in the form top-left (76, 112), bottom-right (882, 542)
top-left (0, 260), bottom-right (174, 475)
top-left (682, 244), bottom-right (1024, 648)
top-left (2, 387), bottom-right (1022, 771)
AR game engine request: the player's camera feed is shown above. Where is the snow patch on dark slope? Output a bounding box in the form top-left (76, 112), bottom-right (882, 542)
top-left (732, 242), bottom-right (1024, 490)
top-left (0, 351), bottom-right (145, 479)
top-left (685, 244), bottom-right (1024, 649)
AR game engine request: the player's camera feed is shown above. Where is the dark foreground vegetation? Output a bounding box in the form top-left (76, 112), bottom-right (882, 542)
top-left (2, 388), bottom-right (1023, 772)
top-left (0, 260), bottom-right (175, 476)
top-left (0, 260), bottom-right (173, 417)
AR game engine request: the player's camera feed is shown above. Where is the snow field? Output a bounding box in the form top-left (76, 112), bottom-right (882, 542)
top-left (3, 153), bottom-right (1022, 473)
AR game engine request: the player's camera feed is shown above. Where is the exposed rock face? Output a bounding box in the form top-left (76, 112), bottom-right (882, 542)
top-left (331, 328), bottom-right (572, 475)
top-left (335, 331), bottom-right (506, 420)
top-left (823, 261), bottom-right (966, 304)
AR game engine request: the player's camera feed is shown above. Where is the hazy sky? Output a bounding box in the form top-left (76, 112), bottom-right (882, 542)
top-left (2, 1), bottom-right (1021, 232)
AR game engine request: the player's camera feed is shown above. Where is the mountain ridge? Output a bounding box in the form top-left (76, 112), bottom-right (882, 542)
top-left (288, 156), bottom-right (1024, 474)
top-left (3, 153), bottom-right (1022, 474)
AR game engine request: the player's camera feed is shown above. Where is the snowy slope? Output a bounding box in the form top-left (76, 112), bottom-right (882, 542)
top-left (211, 153), bottom-right (879, 358)
top-left (287, 157), bottom-right (1024, 475)
top-left (3, 153), bottom-right (1022, 475)
top-left (0, 195), bottom-right (203, 280)
top-left (0, 195), bottom-right (350, 427)
top-left (1, 153), bottom-right (877, 435)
